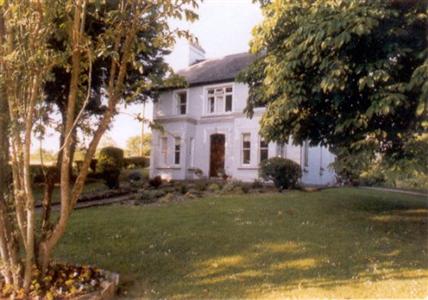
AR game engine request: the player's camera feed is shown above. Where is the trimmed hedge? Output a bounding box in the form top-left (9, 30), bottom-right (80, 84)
top-left (123, 156), bottom-right (149, 169)
top-left (97, 147), bottom-right (124, 189)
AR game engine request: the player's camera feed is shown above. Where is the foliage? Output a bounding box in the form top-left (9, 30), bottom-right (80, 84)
top-left (138, 190), bottom-right (166, 204)
top-left (207, 183), bottom-right (221, 193)
top-left (123, 156), bottom-right (149, 169)
top-left (30, 165), bottom-right (59, 184)
top-left (74, 159), bottom-right (98, 173)
top-left (329, 143), bottom-right (378, 185)
top-left (194, 179), bottom-right (209, 191)
top-left (331, 134), bottom-right (428, 189)
top-left (0, 0), bottom-right (199, 294)
top-left (251, 179), bottom-right (264, 189)
top-left (128, 171), bottom-right (143, 182)
top-left (149, 176), bottom-right (163, 189)
top-left (259, 157), bottom-right (302, 190)
top-left (97, 147), bottom-right (124, 189)
top-left (0, 264), bottom-right (105, 299)
top-left (239, 0), bottom-right (427, 157)
top-left (126, 134), bottom-right (152, 157)
top-left (173, 182), bottom-right (188, 195)
top-left (222, 180), bottom-right (249, 194)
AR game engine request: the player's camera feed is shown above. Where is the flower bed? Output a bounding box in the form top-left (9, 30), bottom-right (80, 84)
top-left (0, 264), bottom-right (119, 299)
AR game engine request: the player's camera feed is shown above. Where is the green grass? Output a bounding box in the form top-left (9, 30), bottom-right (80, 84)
top-left (54, 188), bottom-right (428, 298)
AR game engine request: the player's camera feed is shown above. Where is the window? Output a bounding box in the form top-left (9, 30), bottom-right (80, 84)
top-left (208, 96), bottom-right (215, 113)
top-left (161, 137), bottom-right (168, 164)
top-left (303, 140), bottom-right (309, 167)
top-left (260, 138), bottom-right (269, 162)
top-left (176, 91), bottom-right (187, 115)
top-left (174, 137), bottom-right (181, 165)
top-left (225, 95), bottom-right (232, 112)
top-left (206, 86), bottom-right (233, 114)
top-left (242, 133), bottom-right (251, 165)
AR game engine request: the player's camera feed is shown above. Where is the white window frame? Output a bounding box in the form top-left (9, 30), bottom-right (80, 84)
top-left (173, 89), bottom-right (188, 115)
top-left (204, 84), bottom-right (234, 115)
top-left (259, 136), bottom-right (269, 163)
top-left (241, 133), bottom-right (251, 165)
top-left (174, 137), bottom-right (181, 166)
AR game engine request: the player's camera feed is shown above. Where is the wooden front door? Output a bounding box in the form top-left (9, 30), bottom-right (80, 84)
top-left (209, 134), bottom-right (225, 177)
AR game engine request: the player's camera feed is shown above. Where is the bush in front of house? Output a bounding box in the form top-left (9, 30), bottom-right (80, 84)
top-left (259, 157), bottom-right (302, 191)
top-left (128, 170), bottom-right (142, 182)
top-left (149, 175), bottom-right (162, 189)
top-left (207, 183), bottom-right (221, 193)
top-left (97, 147), bottom-right (124, 189)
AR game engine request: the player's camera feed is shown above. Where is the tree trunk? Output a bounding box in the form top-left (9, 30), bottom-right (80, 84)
top-left (0, 3), bottom-right (21, 289)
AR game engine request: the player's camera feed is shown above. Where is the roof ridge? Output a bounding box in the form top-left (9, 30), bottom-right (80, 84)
top-left (177, 51), bottom-right (252, 72)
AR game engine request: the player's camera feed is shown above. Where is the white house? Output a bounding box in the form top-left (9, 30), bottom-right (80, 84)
top-left (150, 44), bottom-right (337, 185)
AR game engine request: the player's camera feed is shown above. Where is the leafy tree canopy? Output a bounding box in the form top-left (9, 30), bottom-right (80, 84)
top-left (126, 134), bottom-right (151, 157)
top-left (240, 0), bottom-right (427, 157)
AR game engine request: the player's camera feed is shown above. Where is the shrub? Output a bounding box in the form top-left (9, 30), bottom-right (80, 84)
top-left (123, 156), bottom-right (149, 169)
top-left (97, 147), bottom-right (124, 189)
top-left (195, 180), bottom-right (209, 191)
top-left (207, 183), bottom-right (221, 193)
top-left (139, 190), bottom-right (166, 204)
top-left (259, 157), bottom-right (302, 191)
top-left (251, 179), bottom-right (264, 189)
top-left (30, 165), bottom-right (59, 184)
top-left (73, 159), bottom-right (97, 173)
top-left (149, 175), bottom-right (162, 188)
top-left (128, 171), bottom-right (142, 182)
top-left (174, 182), bottom-right (188, 194)
top-left (90, 159), bottom-right (97, 173)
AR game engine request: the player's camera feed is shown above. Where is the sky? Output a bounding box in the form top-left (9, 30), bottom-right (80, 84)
top-left (39, 0), bottom-right (263, 152)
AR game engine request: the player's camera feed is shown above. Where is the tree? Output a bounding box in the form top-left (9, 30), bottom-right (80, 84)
top-left (239, 0), bottom-right (427, 157)
top-left (126, 134), bottom-right (151, 157)
top-left (0, 0), bottom-right (198, 296)
top-left (43, 0), bottom-right (173, 177)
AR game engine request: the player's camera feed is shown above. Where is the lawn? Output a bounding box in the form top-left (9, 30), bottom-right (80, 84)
top-left (54, 187), bottom-right (428, 298)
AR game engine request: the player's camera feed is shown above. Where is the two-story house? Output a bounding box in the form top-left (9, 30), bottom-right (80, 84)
top-left (150, 44), bottom-right (337, 185)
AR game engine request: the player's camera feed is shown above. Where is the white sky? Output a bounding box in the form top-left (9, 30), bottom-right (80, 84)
top-left (39, 0), bottom-right (262, 152)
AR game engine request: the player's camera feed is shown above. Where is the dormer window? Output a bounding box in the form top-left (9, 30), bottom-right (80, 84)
top-left (175, 91), bottom-right (187, 115)
top-left (206, 86), bottom-right (233, 114)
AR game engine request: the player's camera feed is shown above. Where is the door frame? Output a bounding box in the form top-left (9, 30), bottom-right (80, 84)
top-left (209, 133), bottom-right (226, 178)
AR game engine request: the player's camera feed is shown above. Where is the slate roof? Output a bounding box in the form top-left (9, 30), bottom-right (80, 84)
top-left (177, 52), bottom-right (256, 87)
